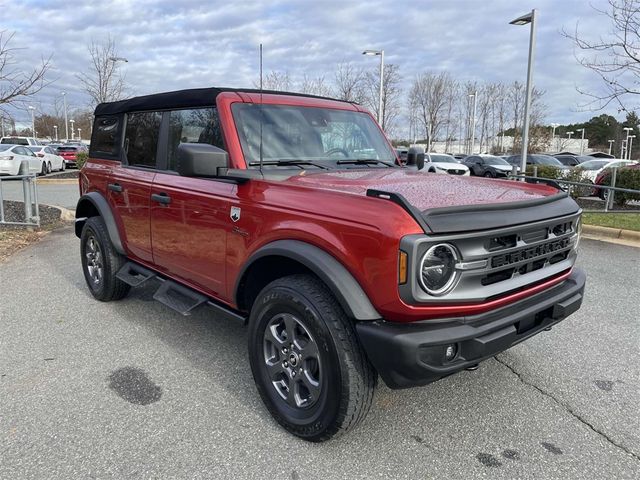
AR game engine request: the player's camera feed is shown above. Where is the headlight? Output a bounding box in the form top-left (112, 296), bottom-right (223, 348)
top-left (418, 243), bottom-right (459, 295)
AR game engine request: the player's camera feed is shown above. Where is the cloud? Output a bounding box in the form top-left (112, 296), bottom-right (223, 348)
top-left (1, 0), bottom-right (631, 129)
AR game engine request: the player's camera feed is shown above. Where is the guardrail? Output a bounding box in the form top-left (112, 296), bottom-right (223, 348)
top-left (0, 174), bottom-right (40, 227)
top-left (508, 165), bottom-right (640, 213)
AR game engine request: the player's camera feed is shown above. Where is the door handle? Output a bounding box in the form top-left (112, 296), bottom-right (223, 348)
top-left (108, 183), bottom-right (123, 193)
top-left (151, 192), bottom-right (171, 205)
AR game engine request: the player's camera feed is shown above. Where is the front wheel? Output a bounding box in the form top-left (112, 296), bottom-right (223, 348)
top-left (248, 274), bottom-right (376, 442)
top-left (61, 161), bottom-right (66, 171)
top-left (80, 216), bottom-right (130, 301)
top-left (484, 171), bottom-right (493, 177)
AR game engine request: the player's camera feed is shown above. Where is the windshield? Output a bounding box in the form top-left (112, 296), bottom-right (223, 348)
top-left (531, 155), bottom-right (563, 166)
top-left (483, 156), bottom-right (510, 165)
top-left (578, 160), bottom-right (609, 170)
top-left (232, 104), bottom-right (396, 168)
top-left (429, 154), bottom-right (457, 163)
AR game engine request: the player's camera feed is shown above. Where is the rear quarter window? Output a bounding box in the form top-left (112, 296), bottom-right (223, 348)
top-left (90, 115), bottom-right (122, 159)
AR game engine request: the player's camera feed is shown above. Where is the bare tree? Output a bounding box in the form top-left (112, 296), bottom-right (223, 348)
top-left (0, 30), bottom-right (51, 115)
top-left (333, 62), bottom-right (366, 103)
top-left (76, 36), bottom-right (127, 108)
top-left (299, 74), bottom-right (332, 97)
top-left (256, 70), bottom-right (291, 91)
top-left (363, 64), bottom-right (402, 133)
top-left (408, 72), bottom-right (454, 149)
top-left (562, 0), bottom-right (640, 111)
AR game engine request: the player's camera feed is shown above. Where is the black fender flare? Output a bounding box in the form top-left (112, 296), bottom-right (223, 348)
top-left (236, 240), bottom-right (381, 321)
top-left (75, 192), bottom-right (125, 255)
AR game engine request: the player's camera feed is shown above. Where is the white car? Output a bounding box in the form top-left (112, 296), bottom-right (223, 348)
top-left (424, 153), bottom-right (470, 176)
top-left (28, 146), bottom-right (65, 173)
top-left (576, 159), bottom-right (637, 182)
top-left (0, 144), bottom-right (44, 176)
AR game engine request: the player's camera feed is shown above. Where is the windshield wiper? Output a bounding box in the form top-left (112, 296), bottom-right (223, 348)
top-left (248, 159), bottom-right (330, 169)
top-left (335, 158), bottom-right (396, 167)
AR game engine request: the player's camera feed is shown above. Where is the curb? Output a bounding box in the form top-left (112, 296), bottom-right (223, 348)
top-left (583, 224), bottom-right (640, 247)
top-left (45, 204), bottom-right (75, 222)
top-left (36, 179), bottom-right (78, 185)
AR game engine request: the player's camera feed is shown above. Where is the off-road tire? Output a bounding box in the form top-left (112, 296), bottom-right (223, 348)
top-left (248, 274), bottom-right (376, 442)
top-left (80, 216), bottom-right (130, 301)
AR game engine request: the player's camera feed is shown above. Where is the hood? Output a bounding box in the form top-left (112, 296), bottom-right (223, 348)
top-left (286, 168), bottom-right (556, 211)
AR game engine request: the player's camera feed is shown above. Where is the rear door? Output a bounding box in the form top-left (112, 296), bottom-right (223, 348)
top-left (150, 107), bottom-right (233, 297)
top-left (108, 111), bottom-right (162, 264)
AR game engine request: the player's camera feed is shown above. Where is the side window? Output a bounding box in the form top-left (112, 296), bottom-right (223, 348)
top-left (14, 146), bottom-right (26, 155)
top-left (124, 112), bottom-right (162, 168)
top-left (166, 108), bottom-right (224, 171)
top-left (91, 115), bottom-right (121, 158)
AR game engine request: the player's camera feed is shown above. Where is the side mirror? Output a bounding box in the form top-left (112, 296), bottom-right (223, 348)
top-left (407, 146), bottom-right (425, 170)
top-left (177, 143), bottom-right (228, 177)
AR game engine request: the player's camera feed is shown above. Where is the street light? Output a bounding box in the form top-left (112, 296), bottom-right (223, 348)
top-left (510, 8), bottom-right (537, 179)
top-left (567, 131), bottom-right (574, 140)
top-left (78, 128), bottom-right (82, 141)
top-left (628, 135), bottom-right (636, 160)
top-left (61, 91), bottom-right (69, 141)
top-left (576, 128), bottom-right (585, 155)
top-left (54, 125), bottom-right (58, 141)
top-left (362, 49), bottom-right (384, 125)
top-left (608, 139), bottom-right (615, 155)
top-left (28, 106), bottom-right (36, 138)
top-left (468, 92), bottom-right (477, 155)
top-left (623, 127), bottom-right (633, 159)
top-left (550, 123), bottom-right (559, 151)
top-left (70, 119), bottom-right (75, 140)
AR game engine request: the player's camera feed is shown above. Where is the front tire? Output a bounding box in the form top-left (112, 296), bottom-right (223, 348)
top-left (80, 216), bottom-right (130, 301)
top-left (248, 274), bottom-right (376, 442)
top-left (484, 171), bottom-right (494, 177)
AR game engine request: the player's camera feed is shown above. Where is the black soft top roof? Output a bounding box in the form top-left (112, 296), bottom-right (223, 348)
top-left (94, 87), bottom-right (349, 116)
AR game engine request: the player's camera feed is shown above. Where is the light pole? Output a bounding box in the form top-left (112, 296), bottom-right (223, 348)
top-left (78, 128), bottom-right (82, 141)
top-left (362, 49), bottom-right (384, 126)
top-left (0, 116), bottom-right (4, 137)
top-left (608, 139), bottom-right (615, 155)
top-left (628, 135), bottom-right (636, 160)
top-left (550, 123), bottom-right (559, 151)
top-left (623, 127), bottom-right (633, 159)
top-left (28, 106), bottom-right (36, 138)
top-left (510, 8), bottom-right (537, 179)
top-left (62, 91), bottom-right (69, 141)
top-left (567, 131), bottom-right (573, 140)
top-left (70, 119), bottom-right (75, 140)
top-left (576, 128), bottom-right (585, 155)
top-left (469, 92), bottom-right (477, 155)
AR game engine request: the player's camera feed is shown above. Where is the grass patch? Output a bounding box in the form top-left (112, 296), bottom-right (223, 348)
top-left (582, 212), bottom-right (640, 232)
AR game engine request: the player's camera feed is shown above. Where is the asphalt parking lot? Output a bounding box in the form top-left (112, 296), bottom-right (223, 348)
top-left (0, 176), bottom-right (79, 210)
top-left (0, 231), bottom-right (638, 479)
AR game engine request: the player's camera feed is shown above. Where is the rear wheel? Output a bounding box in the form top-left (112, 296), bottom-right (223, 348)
top-left (248, 274), bottom-right (376, 442)
top-left (39, 162), bottom-right (46, 176)
top-left (80, 216), bottom-right (130, 301)
top-left (47, 162), bottom-right (52, 174)
top-left (61, 161), bottom-right (66, 171)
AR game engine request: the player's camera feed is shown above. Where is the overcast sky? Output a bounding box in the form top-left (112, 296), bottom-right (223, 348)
top-left (1, 0), bottom-right (627, 130)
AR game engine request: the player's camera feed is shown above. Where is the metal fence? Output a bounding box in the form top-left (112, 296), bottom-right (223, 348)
top-left (0, 174), bottom-right (40, 227)
top-left (509, 166), bottom-right (640, 213)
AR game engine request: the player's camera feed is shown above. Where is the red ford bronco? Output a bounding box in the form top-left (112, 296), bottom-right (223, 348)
top-left (76, 87), bottom-right (585, 441)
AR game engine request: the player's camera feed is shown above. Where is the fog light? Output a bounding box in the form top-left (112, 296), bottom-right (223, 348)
top-left (444, 344), bottom-right (457, 361)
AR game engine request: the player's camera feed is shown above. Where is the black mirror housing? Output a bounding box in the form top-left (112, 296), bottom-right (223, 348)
top-left (407, 146), bottom-right (425, 170)
top-left (176, 143), bottom-right (228, 177)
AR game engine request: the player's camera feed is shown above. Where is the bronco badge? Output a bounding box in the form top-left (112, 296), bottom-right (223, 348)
top-left (230, 206), bottom-right (241, 222)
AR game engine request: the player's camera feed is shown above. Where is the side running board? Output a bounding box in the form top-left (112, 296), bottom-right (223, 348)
top-left (115, 261), bottom-right (246, 323)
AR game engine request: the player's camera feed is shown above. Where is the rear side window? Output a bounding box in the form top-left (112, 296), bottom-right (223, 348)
top-left (166, 108), bottom-right (224, 171)
top-left (91, 116), bottom-right (121, 158)
top-left (124, 112), bottom-right (162, 168)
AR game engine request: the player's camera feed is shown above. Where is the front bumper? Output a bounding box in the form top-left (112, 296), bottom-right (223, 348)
top-left (356, 268), bottom-right (586, 389)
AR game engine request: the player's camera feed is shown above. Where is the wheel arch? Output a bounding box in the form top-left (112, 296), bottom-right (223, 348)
top-left (235, 240), bottom-right (381, 321)
top-left (75, 192), bottom-right (125, 254)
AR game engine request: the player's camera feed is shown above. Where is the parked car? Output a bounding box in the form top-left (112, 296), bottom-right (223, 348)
top-left (453, 153), bottom-right (468, 161)
top-left (423, 153), bottom-right (469, 175)
top-left (395, 148), bottom-right (408, 164)
top-left (28, 146), bottom-right (65, 172)
top-left (506, 154), bottom-right (568, 173)
top-left (55, 145), bottom-right (84, 167)
top-left (553, 154), bottom-right (593, 167)
top-left (0, 136), bottom-right (41, 146)
top-left (463, 154), bottom-right (515, 177)
top-left (593, 162), bottom-right (640, 199)
top-left (76, 87), bottom-right (585, 441)
top-left (575, 159), bottom-right (637, 182)
top-left (0, 144), bottom-right (45, 176)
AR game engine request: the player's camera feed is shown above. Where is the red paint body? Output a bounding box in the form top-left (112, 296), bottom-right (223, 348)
top-left (80, 91), bottom-right (573, 323)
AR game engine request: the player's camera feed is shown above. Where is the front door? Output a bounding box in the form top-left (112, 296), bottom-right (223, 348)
top-left (108, 111), bottom-right (162, 264)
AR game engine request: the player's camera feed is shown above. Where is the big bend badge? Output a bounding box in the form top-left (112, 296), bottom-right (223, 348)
top-left (230, 206), bottom-right (241, 222)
